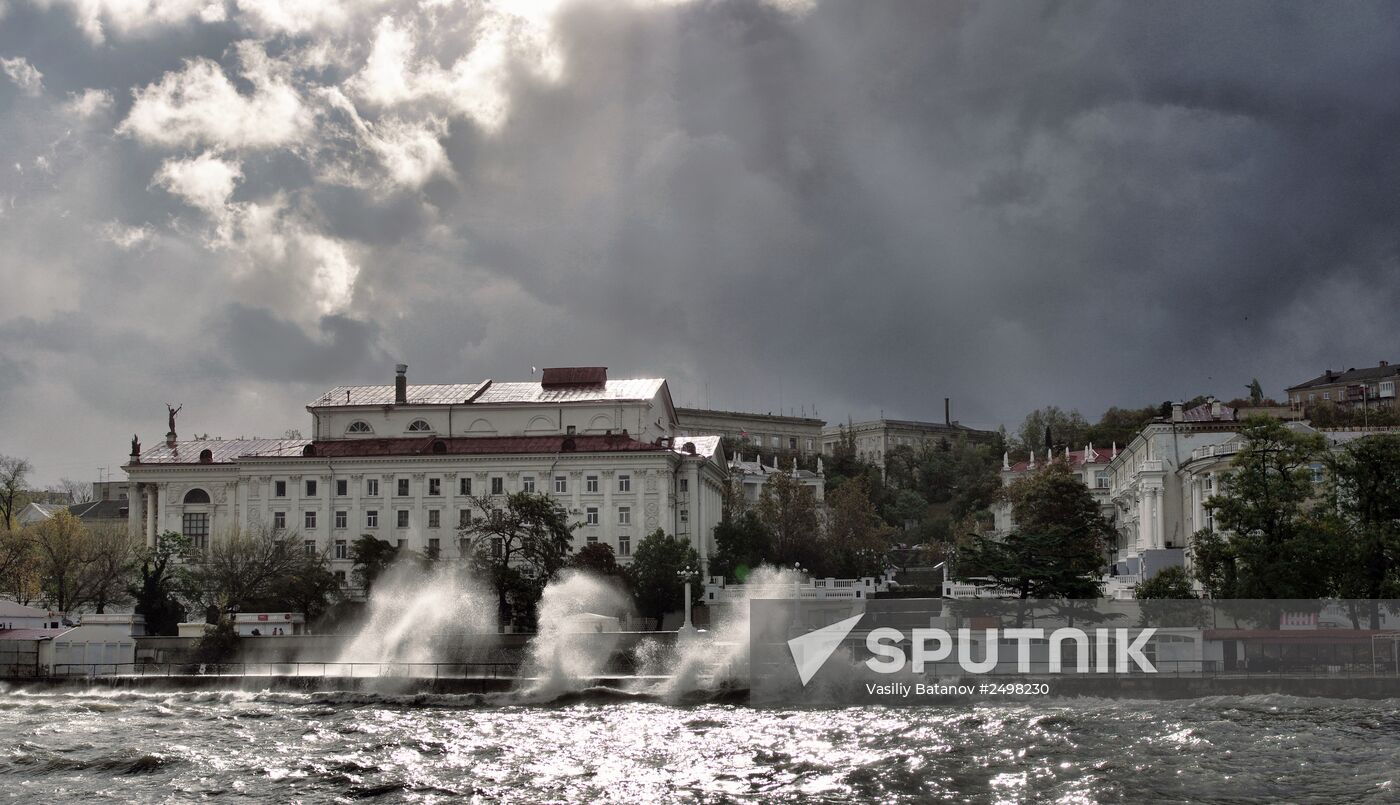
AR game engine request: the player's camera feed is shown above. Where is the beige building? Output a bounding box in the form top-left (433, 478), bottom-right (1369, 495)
top-left (124, 366), bottom-right (729, 588)
top-left (821, 416), bottom-right (999, 469)
top-left (1287, 361), bottom-right (1398, 412)
top-left (675, 407), bottom-right (825, 455)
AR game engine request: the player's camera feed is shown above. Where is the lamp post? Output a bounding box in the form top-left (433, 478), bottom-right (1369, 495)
top-left (678, 567), bottom-right (697, 639)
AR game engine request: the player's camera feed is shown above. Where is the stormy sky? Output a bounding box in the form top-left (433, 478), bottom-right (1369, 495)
top-left (2, 0), bottom-right (1398, 485)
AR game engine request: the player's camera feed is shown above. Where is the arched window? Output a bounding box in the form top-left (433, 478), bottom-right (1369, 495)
top-left (183, 488), bottom-right (211, 504)
top-left (346, 421), bottom-right (373, 434)
top-left (198, 449), bottom-right (213, 464)
top-left (407, 419), bottom-right (432, 432)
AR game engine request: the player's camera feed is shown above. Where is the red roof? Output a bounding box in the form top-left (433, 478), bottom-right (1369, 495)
top-left (1009, 448), bottom-right (1114, 473)
top-left (302, 434), bottom-right (664, 458)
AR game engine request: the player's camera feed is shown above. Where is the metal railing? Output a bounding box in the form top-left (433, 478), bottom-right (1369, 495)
top-left (45, 660), bottom-right (523, 679)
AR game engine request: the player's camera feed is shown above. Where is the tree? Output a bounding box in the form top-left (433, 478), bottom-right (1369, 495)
top-left (254, 552), bottom-right (341, 624)
top-left (756, 471), bottom-right (821, 570)
top-left (1135, 566), bottom-right (1197, 599)
top-left (708, 509), bottom-right (771, 583)
top-left (189, 526), bottom-right (311, 614)
top-left (1016, 407), bottom-right (1089, 454)
top-left (85, 524), bottom-right (139, 613)
top-left (0, 455), bottom-right (32, 531)
top-left (824, 477), bottom-right (895, 578)
top-left (130, 532), bottom-right (191, 636)
top-left (350, 534), bottom-right (400, 593)
top-left (458, 491), bottom-right (575, 630)
top-left (1321, 434), bottom-right (1400, 627)
top-left (625, 529), bottom-right (700, 626)
top-left (0, 527), bottom-right (35, 600)
top-left (1204, 417), bottom-right (1329, 599)
top-left (958, 461), bottom-right (1111, 600)
top-left (569, 542), bottom-right (623, 578)
top-left (30, 511), bottom-right (99, 613)
top-left (50, 478), bottom-right (93, 505)
top-left (1189, 528), bottom-right (1238, 599)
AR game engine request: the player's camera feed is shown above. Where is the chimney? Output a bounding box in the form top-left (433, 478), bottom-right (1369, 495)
top-left (944, 397), bottom-right (950, 426)
top-left (395, 364), bottom-right (408, 404)
top-left (1171, 402), bottom-right (1185, 422)
top-left (1210, 398), bottom-right (1222, 419)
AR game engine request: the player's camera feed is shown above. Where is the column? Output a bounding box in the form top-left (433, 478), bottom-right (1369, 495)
top-left (129, 483), bottom-right (145, 543)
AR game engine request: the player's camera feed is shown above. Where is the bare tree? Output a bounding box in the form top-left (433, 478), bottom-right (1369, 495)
top-left (189, 526), bottom-right (307, 613)
top-left (0, 455), bottom-right (33, 531)
top-left (86, 525), bottom-right (139, 613)
top-left (0, 528), bottom-right (38, 604)
top-left (51, 478), bottom-right (94, 505)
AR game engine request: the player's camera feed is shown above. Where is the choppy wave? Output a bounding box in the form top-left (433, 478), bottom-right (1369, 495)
top-left (2, 687), bottom-right (1399, 802)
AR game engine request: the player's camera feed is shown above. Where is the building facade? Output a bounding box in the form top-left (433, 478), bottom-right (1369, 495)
top-left (727, 454), bottom-right (826, 505)
top-left (992, 445), bottom-right (1117, 535)
top-left (675, 407), bottom-right (825, 455)
top-left (821, 417), bottom-right (999, 469)
top-left (1287, 361), bottom-right (1398, 412)
top-left (123, 366), bottom-right (729, 587)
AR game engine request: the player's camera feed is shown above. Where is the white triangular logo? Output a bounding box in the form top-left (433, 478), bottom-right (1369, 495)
top-left (787, 614), bottom-right (863, 686)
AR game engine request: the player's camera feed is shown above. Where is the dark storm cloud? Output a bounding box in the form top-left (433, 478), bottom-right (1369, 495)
top-left (2, 0), bottom-right (1399, 482)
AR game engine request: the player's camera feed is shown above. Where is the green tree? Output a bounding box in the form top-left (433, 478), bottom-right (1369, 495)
top-left (1204, 417), bottom-right (1329, 599)
top-left (1189, 528), bottom-right (1238, 599)
top-left (30, 511), bottom-right (98, 613)
top-left (624, 529), bottom-right (700, 626)
top-left (1321, 434), bottom-right (1400, 626)
top-left (130, 531), bottom-right (191, 636)
top-left (1135, 566), bottom-right (1197, 599)
top-left (756, 471), bottom-right (821, 570)
top-left (0, 527), bottom-right (36, 602)
top-left (1016, 407), bottom-right (1090, 454)
top-left (350, 534), bottom-right (399, 593)
top-left (708, 509), bottom-right (771, 583)
top-left (824, 477), bottom-right (895, 578)
top-left (569, 542), bottom-right (623, 578)
top-left (958, 461), bottom-right (1110, 599)
top-left (458, 491), bottom-right (574, 630)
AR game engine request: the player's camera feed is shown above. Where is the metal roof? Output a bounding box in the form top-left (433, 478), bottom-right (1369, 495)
top-left (133, 438), bottom-right (312, 465)
top-left (310, 383), bottom-right (485, 407)
top-left (1288, 363), bottom-right (1399, 390)
top-left (303, 434), bottom-right (666, 457)
top-left (0, 628), bottom-right (71, 641)
top-left (308, 378), bottom-right (665, 408)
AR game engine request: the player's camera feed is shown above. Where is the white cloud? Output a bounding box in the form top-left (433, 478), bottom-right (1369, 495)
top-left (99, 221), bottom-right (154, 249)
top-left (233, 0), bottom-right (365, 36)
top-left (119, 43), bottom-right (310, 150)
top-left (64, 88), bottom-right (115, 118)
top-left (1, 56), bottom-right (44, 97)
top-left (154, 151), bottom-right (243, 213)
top-left (35, 0), bottom-right (225, 43)
top-left (365, 116), bottom-right (453, 189)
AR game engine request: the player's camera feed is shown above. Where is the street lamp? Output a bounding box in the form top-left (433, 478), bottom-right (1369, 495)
top-left (678, 566), bottom-right (697, 638)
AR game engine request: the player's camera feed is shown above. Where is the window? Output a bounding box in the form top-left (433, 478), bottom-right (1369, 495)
top-left (618, 474), bottom-right (631, 492)
top-left (365, 510), bottom-right (378, 528)
top-left (183, 488), bottom-right (210, 504)
top-left (396, 539), bottom-right (407, 550)
top-left (806, 438), bottom-right (814, 451)
top-left (366, 478), bottom-right (379, 497)
top-left (397, 510), bottom-right (410, 528)
top-left (407, 419), bottom-right (432, 432)
top-left (554, 476), bottom-right (567, 494)
top-left (459, 509), bottom-right (471, 528)
top-left (335, 510), bottom-right (347, 529)
top-left (566, 425), bottom-right (577, 435)
top-left (397, 478), bottom-right (410, 497)
top-left (305, 479), bottom-right (318, 497)
top-left (460, 477), bottom-right (472, 496)
top-left (336, 479), bottom-right (348, 496)
top-left (586, 507), bottom-right (599, 526)
top-left (273, 511), bottom-right (286, 530)
top-left (491, 477), bottom-right (504, 495)
top-left (275, 480), bottom-right (287, 497)
top-left (334, 539), bottom-right (347, 560)
top-left (491, 537), bottom-right (503, 558)
top-left (586, 475), bottom-right (598, 493)
top-left (428, 509), bottom-right (441, 528)
top-left (586, 535), bottom-right (598, 545)
top-left (182, 513), bottom-right (209, 550)
top-left (303, 539), bottom-right (317, 557)
top-left (1323, 391), bottom-right (1331, 401)
top-left (523, 476), bottom-right (536, 493)
top-left (680, 509), bottom-right (689, 523)
top-left (1310, 463), bottom-right (1325, 484)
top-left (789, 437), bottom-right (798, 450)
top-left (618, 506), bottom-right (631, 525)
top-left (304, 510), bottom-right (317, 529)
top-left (347, 420), bottom-right (373, 434)
top-left (618, 535), bottom-right (631, 557)
top-left (679, 479), bottom-right (688, 493)
top-left (458, 537), bottom-right (470, 557)
top-left (1382, 381), bottom-right (1396, 398)
top-left (1096, 471), bottom-right (1109, 489)
top-left (334, 570), bottom-right (346, 584)
top-left (428, 478), bottom-right (441, 496)
top-left (771, 436), bottom-right (780, 447)
top-left (427, 538), bottom-right (440, 559)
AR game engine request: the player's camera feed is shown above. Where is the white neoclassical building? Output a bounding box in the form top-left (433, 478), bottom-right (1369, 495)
top-left (123, 366), bottom-right (728, 587)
